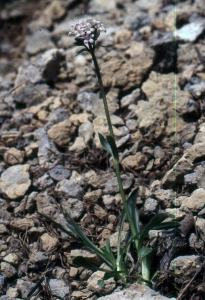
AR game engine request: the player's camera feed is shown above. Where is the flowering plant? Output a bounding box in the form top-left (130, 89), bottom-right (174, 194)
top-left (69, 16), bottom-right (106, 45)
top-left (38, 16), bottom-right (180, 288)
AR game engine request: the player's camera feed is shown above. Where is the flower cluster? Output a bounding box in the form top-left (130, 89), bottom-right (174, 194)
top-left (69, 16), bottom-right (106, 45)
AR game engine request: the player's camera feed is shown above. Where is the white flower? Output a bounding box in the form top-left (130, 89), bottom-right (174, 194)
top-left (69, 16), bottom-right (106, 45)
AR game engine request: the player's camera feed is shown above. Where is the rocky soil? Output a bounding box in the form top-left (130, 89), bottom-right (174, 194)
top-left (0, 0), bottom-right (205, 299)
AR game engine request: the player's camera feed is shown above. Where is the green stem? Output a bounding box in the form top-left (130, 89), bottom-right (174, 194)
top-left (114, 159), bottom-right (137, 239)
top-left (88, 42), bottom-right (138, 265)
top-left (89, 45), bottom-right (114, 138)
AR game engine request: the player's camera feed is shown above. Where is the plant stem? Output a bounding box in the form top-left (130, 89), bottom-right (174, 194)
top-left (89, 45), bottom-right (114, 138)
top-left (88, 44), bottom-right (137, 238)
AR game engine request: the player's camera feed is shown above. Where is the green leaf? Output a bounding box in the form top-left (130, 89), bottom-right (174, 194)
top-left (105, 240), bottom-right (116, 265)
top-left (141, 248), bottom-right (156, 282)
top-left (104, 269), bottom-right (126, 280)
top-left (97, 280), bottom-right (105, 287)
top-left (106, 136), bottom-right (119, 161)
top-left (98, 133), bottom-right (113, 156)
top-left (139, 247), bottom-right (154, 259)
top-left (127, 188), bottom-right (140, 234)
top-left (138, 213), bottom-right (168, 251)
top-left (73, 257), bottom-right (109, 272)
top-left (119, 187), bottom-right (140, 260)
top-left (65, 212), bottom-right (112, 264)
top-left (37, 211), bottom-right (78, 240)
top-left (153, 221), bottom-right (180, 230)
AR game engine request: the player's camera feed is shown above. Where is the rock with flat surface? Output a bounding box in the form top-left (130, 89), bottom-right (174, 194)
top-left (180, 188), bottom-right (205, 213)
top-left (48, 119), bottom-right (75, 146)
top-left (55, 179), bottom-right (84, 199)
top-left (169, 255), bottom-right (201, 283)
top-left (98, 283), bottom-right (174, 300)
top-left (0, 164), bottom-right (31, 200)
top-left (25, 29), bottom-right (55, 55)
top-left (48, 279), bottom-right (70, 299)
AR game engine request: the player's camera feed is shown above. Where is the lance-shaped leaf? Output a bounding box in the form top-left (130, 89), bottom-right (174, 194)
top-left (106, 136), bottom-right (119, 161)
top-left (98, 133), bottom-right (113, 156)
top-left (73, 257), bottom-right (110, 272)
top-left (137, 213), bottom-right (168, 251)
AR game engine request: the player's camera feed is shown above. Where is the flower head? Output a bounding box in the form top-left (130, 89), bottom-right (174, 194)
top-left (69, 16), bottom-right (106, 45)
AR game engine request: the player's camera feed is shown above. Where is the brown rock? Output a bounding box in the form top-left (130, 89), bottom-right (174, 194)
top-left (180, 188), bottom-right (205, 213)
top-left (40, 233), bottom-right (58, 252)
top-left (47, 119), bottom-right (75, 146)
top-left (10, 218), bottom-right (34, 230)
top-left (4, 148), bottom-right (25, 165)
top-left (122, 153), bottom-right (148, 170)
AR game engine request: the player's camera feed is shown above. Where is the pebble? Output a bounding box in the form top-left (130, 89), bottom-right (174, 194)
top-left (0, 164), bottom-right (31, 200)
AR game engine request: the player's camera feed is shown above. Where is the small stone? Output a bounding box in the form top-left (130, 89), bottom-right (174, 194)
top-left (121, 88), bottom-right (140, 108)
top-left (84, 170), bottom-right (115, 188)
top-left (48, 119), bottom-right (75, 146)
top-left (3, 253), bottom-right (19, 265)
top-left (69, 267), bottom-right (78, 278)
top-left (195, 217), bottom-right (205, 242)
top-left (78, 121), bottom-right (94, 144)
top-left (44, 0), bottom-right (66, 20)
top-left (69, 137), bottom-right (86, 151)
top-left (126, 119), bottom-right (138, 132)
top-left (40, 233), bottom-right (58, 252)
top-left (0, 262), bottom-right (17, 278)
top-left (184, 172), bottom-right (197, 186)
top-left (16, 279), bottom-right (37, 298)
top-left (102, 195), bottom-right (117, 209)
top-left (48, 279), bottom-right (70, 299)
top-left (23, 48), bottom-right (65, 84)
top-left (103, 174), bottom-right (133, 194)
top-left (176, 20), bottom-right (205, 42)
top-left (0, 224), bottom-right (8, 234)
top-left (180, 188), bottom-right (205, 213)
top-left (55, 179), bottom-right (84, 199)
top-left (71, 249), bottom-right (102, 265)
top-left (70, 171), bottom-right (85, 186)
top-left (189, 233), bottom-right (204, 251)
top-left (83, 189), bottom-right (102, 203)
top-left (35, 128), bottom-right (58, 166)
top-left (4, 148), bottom-right (24, 165)
top-left (48, 165), bottom-right (71, 181)
top-left (45, 107), bottom-right (69, 130)
top-left (6, 287), bottom-right (19, 298)
top-left (35, 192), bottom-right (59, 216)
top-left (154, 189), bottom-right (175, 208)
top-left (33, 173), bottom-right (54, 190)
top-left (185, 142), bottom-right (205, 163)
top-left (87, 266), bottom-right (116, 294)
top-left (116, 134), bottom-right (130, 148)
top-left (122, 153), bottom-right (148, 170)
top-left (162, 155), bottom-right (193, 188)
top-left (144, 198), bottom-right (159, 214)
top-left (26, 29), bottom-right (55, 55)
top-left (195, 162), bottom-right (205, 188)
top-left (169, 255), bottom-right (201, 283)
top-left (93, 204), bottom-right (107, 219)
top-left (29, 251), bottom-right (48, 269)
top-left (60, 198), bottom-right (84, 219)
top-left (0, 164), bottom-right (31, 199)
top-left (10, 218), bottom-right (34, 231)
top-left (70, 113), bottom-right (92, 126)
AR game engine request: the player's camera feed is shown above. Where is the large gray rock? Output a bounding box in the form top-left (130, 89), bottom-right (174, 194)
top-left (25, 29), bottom-right (55, 55)
top-left (98, 283), bottom-right (175, 300)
